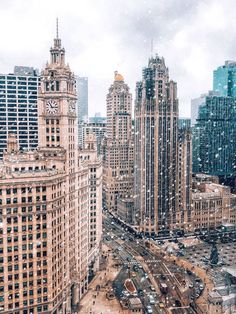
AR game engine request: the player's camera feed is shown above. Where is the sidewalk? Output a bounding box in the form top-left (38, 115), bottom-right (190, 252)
top-left (78, 243), bottom-right (131, 314)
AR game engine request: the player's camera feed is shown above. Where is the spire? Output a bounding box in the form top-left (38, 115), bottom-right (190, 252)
top-left (56, 17), bottom-right (59, 39)
top-left (150, 38), bottom-right (153, 58)
top-left (50, 18), bottom-right (65, 65)
top-left (53, 18), bottom-right (61, 49)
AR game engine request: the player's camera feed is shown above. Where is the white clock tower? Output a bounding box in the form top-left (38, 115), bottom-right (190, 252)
top-left (38, 25), bottom-right (77, 168)
top-left (37, 23), bottom-right (88, 311)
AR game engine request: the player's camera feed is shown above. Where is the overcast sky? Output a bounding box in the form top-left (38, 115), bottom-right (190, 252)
top-left (1, 0), bottom-right (236, 117)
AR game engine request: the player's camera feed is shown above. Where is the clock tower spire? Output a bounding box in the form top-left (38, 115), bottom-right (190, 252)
top-left (37, 26), bottom-right (77, 162)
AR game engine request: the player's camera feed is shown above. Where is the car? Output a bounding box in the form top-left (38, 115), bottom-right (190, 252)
top-left (189, 283), bottom-right (194, 288)
top-left (150, 285), bottom-right (155, 291)
top-left (138, 288), bottom-right (144, 296)
top-left (159, 302), bottom-right (165, 308)
top-left (146, 305), bottom-right (153, 314)
top-left (133, 265), bottom-right (139, 271)
top-left (175, 299), bottom-right (181, 307)
top-left (122, 290), bottom-right (130, 297)
top-left (177, 251), bottom-right (184, 257)
top-left (148, 294), bottom-right (155, 305)
top-left (160, 274), bottom-right (166, 280)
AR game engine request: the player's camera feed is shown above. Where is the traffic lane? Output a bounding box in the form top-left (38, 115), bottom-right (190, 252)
top-left (103, 217), bottom-right (192, 313)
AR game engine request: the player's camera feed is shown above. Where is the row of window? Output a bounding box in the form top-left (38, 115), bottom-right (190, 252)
top-left (0, 195), bottom-right (46, 205)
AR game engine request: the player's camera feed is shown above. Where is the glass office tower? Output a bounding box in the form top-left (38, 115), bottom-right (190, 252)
top-left (0, 66), bottom-right (39, 158)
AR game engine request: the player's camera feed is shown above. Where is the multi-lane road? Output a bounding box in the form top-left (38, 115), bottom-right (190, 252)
top-left (103, 213), bottom-right (198, 314)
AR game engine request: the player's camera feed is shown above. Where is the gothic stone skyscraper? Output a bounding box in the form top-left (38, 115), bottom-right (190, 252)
top-left (102, 72), bottom-right (134, 213)
top-left (134, 55), bottom-right (179, 236)
top-left (0, 32), bottom-right (91, 313)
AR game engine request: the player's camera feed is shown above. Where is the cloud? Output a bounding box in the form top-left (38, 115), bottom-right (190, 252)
top-left (0, 0), bottom-right (236, 117)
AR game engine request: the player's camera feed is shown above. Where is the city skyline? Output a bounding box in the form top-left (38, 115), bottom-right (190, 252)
top-left (1, 0), bottom-right (236, 117)
top-left (1, 2), bottom-right (236, 314)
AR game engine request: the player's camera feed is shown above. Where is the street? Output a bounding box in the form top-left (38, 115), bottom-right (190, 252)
top-left (103, 213), bottom-right (198, 314)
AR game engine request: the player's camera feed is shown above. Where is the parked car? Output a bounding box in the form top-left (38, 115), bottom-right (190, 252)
top-left (146, 305), bottom-right (153, 314)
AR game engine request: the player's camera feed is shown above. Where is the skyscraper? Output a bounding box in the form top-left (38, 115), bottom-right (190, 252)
top-left (76, 76), bottom-right (88, 122)
top-left (178, 118), bottom-right (192, 232)
top-left (191, 91), bottom-right (219, 126)
top-left (76, 76), bottom-right (88, 148)
top-left (0, 29), bottom-right (97, 313)
top-left (134, 55), bottom-right (179, 236)
top-left (102, 72), bottom-right (134, 213)
top-left (79, 121), bottom-right (106, 155)
top-left (192, 96), bottom-right (236, 185)
top-left (0, 66), bottom-right (39, 158)
top-left (213, 60), bottom-right (236, 97)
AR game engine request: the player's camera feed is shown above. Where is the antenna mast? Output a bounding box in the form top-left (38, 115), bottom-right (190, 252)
top-left (56, 17), bottom-right (59, 39)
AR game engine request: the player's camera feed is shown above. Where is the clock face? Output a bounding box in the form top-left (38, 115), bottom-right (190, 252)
top-left (46, 100), bottom-right (59, 114)
top-left (69, 101), bottom-right (76, 113)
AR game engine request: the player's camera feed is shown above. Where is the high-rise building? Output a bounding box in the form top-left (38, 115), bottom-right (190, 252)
top-left (213, 60), bottom-right (236, 97)
top-left (76, 77), bottom-right (88, 148)
top-left (178, 118), bottom-right (192, 232)
top-left (192, 96), bottom-right (236, 187)
top-left (0, 66), bottom-right (39, 158)
top-left (102, 71), bottom-right (134, 213)
top-left (134, 55), bottom-right (179, 236)
top-left (89, 114), bottom-right (107, 124)
top-left (78, 121), bottom-right (106, 155)
top-left (0, 30), bottom-right (99, 313)
top-left (76, 76), bottom-right (88, 122)
top-left (191, 91), bottom-right (219, 126)
top-left (79, 133), bottom-right (102, 279)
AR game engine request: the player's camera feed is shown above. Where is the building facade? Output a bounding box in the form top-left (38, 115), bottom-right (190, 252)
top-left (192, 96), bottom-right (236, 187)
top-left (134, 55), bottom-right (179, 236)
top-left (76, 76), bottom-right (88, 122)
top-left (78, 121), bottom-right (106, 155)
top-left (102, 72), bottom-right (134, 213)
top-left (0, 66), bottom-right (39, 158)
top-left (177, 119), bottom-right (192, 232)
top-left (213, 60), bottom-right (236, 97)
top-left (191, 182), bottom-right (232, 231)
top-left (79, 133), bottom-right (102, 279)
top-left (0, 33), bottom-right (95, 313)
top-left (191, 91), bottom-right (220, 127)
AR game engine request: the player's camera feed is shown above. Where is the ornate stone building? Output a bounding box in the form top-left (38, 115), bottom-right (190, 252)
top-left (177, 119), bottom-right (192, 232)
top-left (134, 55), bottom-right (179, 236)
top-left (0, 31), bottom-right (100, 313)
top-left (79, 133), bottom-right (102, 275)
top-left (102, 72), bottom-right (134, 213)
top-left (191, 182), bottom-right (233, 232)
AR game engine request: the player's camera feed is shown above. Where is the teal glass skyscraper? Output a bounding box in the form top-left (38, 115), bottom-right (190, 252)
top-left (193, 96), bottom-right (236, 184)
top-left (213, 60), bottom-right (236, 97)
